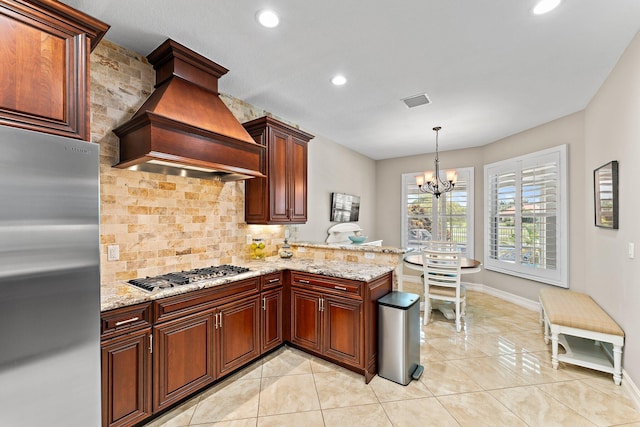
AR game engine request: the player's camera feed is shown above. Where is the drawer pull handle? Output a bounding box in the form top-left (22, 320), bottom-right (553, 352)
top-left (115, 317), bottom-right (139, 326)
top-left (334, 286), bottom-right (347, 291)
top-left (299, 279), bottom-right (310, 284)
top-left (268, 278), bottom-right (280, 283)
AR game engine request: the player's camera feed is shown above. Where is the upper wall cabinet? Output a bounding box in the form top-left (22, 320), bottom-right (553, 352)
top-left (243, 116), bottom-right (314, 224)
top-left (0, 0), bottom-right (109, 140)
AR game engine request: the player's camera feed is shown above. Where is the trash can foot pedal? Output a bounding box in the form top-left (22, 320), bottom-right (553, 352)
top-left (411, 365), bottom-right (424, 380)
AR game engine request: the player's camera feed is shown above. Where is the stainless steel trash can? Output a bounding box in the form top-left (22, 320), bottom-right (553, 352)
top-left (378, 291), bottom-right (423, 385)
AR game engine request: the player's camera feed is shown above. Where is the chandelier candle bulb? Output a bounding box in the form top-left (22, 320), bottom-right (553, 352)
top-left (446, 170), bottom-right (458, 183)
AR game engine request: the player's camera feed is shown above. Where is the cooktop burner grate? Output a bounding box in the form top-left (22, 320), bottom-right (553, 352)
top-left (128, 264), bottom-right (250, 291)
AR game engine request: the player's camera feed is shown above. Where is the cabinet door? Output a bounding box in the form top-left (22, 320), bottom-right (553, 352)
top-left (261, 288), bottom-right (283, 353)
top-left (290, 288), bottom-right (322, 352)
top-left (153, 311), bottom-right (215, 412)
top-left (268, 128), bottom-right (291, 222)
top-left (323, 295), bottom-right (362, 367)
top-left (217, 295), bottom-right (261, 376)
top-left (289, 136), bottom-right (308, 222)
top-left (101, 328), bottom-right (152, 427)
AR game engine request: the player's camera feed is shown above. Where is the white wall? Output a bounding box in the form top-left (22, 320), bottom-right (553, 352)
top-left (295, 134), bottom-right (377, 243)
top-left (584, 32), bottom-right (640, 384)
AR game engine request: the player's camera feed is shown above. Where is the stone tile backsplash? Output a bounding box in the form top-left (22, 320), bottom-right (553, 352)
top-left (91, 40), bottom-right (284, 284)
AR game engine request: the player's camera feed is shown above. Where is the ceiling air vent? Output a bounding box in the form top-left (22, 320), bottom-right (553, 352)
top-left (402, 93), bottom-right (431, 108)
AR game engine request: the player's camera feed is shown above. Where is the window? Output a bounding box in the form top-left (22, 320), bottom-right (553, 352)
top-left (401, 167), bottom-right (474, 257)
top-left (484, 145), bottom-right (568, 287)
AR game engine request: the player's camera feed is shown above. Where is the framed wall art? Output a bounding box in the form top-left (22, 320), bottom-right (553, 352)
top-left (594, 160), bottom-right (618, 229)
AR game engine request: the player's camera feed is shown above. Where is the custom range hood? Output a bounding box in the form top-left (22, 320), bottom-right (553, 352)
top-left (113, 39), bottom-right (265, 181)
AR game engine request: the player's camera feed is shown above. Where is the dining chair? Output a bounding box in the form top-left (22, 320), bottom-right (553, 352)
top-left (423, 240), bottom-right (457, 251)
top-left (421, 248), bottom-right (465, 331)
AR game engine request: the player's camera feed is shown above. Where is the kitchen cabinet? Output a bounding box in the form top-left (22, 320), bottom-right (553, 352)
top-left (261, 272), bottom-right (284, 353)
top-left (243, 116), bottom-right (314, 224)
top-left (289, 271), bottom-right (392, 382)
top-left (100, 303), bottom-right (152, 427)
top-left (153, 310), bottom-right (215, 412)
top-left (217, 295), bottom-right (261, 376)
top-left (0, 0), bottom-right (109, 140)
top-left (152, 277), bottom-right (261, 412)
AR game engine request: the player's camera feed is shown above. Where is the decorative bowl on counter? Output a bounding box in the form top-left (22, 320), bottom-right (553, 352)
top-left (348, 235), bottom-right (367, 244)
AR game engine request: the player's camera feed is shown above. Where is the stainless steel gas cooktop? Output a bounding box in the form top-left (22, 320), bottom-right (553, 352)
top-left (128, 265), bottom-right (250, 292)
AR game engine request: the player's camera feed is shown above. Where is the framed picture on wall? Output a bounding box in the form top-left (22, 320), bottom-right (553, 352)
top-left (594, 160), bottom-right (619, 229)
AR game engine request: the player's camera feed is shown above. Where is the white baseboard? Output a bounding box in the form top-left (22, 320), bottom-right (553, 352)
top-left (623, 370), bottom-right (640, 412)
top-left (402, 273), bottom-right (640, 408)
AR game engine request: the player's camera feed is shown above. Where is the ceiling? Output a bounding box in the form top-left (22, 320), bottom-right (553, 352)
top-left (64, 0), bottom-right (640, 160)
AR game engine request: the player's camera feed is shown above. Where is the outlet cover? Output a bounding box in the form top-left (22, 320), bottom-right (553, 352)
top-left (107, 245), bottom-right (120, 261)
top-left (364, 252), bottom-right (375, 260)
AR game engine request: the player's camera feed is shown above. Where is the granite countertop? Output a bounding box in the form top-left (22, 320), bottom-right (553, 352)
top-left (101, 257), bottom-right (395, 312)
top-left (290, 241), bottom-right (412, 254)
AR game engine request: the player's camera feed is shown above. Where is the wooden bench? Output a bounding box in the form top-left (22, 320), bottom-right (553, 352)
top-left (539, 288), bottom-right (624, 385)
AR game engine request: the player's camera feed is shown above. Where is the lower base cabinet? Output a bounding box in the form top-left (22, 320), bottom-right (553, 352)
top-left (101, 328), bottom-right (152, 427)
top-left (101, 270), bottom-right (391, 427)
top-left (153, 311), bottom-right (215, 412)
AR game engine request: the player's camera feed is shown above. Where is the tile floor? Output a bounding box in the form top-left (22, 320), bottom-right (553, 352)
top-left (144, 290), bottom-right (640, 426)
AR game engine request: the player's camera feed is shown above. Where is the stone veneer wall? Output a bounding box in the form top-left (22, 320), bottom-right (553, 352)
top-left (91, 40), bottom-right (285, 284)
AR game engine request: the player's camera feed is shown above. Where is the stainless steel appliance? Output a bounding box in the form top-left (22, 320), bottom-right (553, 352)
top-left (128, 265), bottom-right (250, 292)
top-left (0, 126), bottom-right (100, 426)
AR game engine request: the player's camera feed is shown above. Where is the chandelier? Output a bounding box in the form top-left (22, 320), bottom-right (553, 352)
top-left (415, 126), bottom-right (457, 198)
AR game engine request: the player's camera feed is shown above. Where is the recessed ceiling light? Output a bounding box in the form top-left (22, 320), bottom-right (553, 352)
top-left (331, 75), bottom-right (347, 86)
top-left (256, 9), bottom-right (279, 28)
top-left (533, 0), bottom-right (561, 15)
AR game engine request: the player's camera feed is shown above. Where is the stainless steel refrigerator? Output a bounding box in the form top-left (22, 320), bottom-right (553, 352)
top-left (0, 125), bottom-right (101, 426)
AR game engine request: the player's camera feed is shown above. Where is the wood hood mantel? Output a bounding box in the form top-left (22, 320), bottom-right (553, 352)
top-left (113, 39), bottom-right (265, 181)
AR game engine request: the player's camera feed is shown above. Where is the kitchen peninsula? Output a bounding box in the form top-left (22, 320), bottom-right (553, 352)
top-left (100, 257), bottom-right (393, 427)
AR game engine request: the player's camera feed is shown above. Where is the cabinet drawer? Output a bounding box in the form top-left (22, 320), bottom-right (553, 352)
top-left (290, 272), bottom-right (361, 297)
top-left (262, 272), bottom-right (283, 290)
top-left (154, 277), bottom-right (260, 323)
top-left (101, 302), bottom-right (152, 338)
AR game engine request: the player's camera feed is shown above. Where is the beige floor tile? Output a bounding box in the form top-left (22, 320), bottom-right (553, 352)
top-left (143, 396), bottom-right (198, 426)
top-left (437, 391), bottom-right (528, 426)
top-left (537, 380), bottom-right (640, 425)
top-left (309, 354), bottom-right (339, 374)
top-left (464, 333), bottom-right (523, 355)
top-left (490, 385), bottom-right (596, 426)
top-left (426, 336), bottom-right (490, 360)
top-left (257, 410), bottom-right (324, 427)
top-left (190, 379), bottom-right (261, 424)
top-left (322, 403), bottom-right (392, 427)
top-left (420, 360), bottom-right (483, 396)
top-left (450, 356), bottom-right (530, 389)
top-left (502, 351), bottom-right (584, 384)
top-left (314, 369), bottom-right (378, 409)
top-left (418, 340), bottom-right (446, 362)
top-left (261, 346), bottom-right (312, 377)
top-left (193, 419), bottom-right (258, 427)
top-left (382, 397), bottom-right (460, 427)
top-left (258, 374), bottom-right (320, 416)
top-left (368, 374), bottom-right (432, 402)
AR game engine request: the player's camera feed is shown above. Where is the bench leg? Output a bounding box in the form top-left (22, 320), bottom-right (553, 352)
top-left (613, 344), bottom-right (623, 385)
top-left (551, 332), bottom-right (559, 369)
top-left (543, 314), bottom-right (550, 345)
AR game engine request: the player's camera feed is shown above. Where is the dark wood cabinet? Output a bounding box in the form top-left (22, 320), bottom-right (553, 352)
top-left (101, 304), bottom-right (152, 427)
top-left (153, 311), bottom-right (215, 412)
top-left (290, 288), bottom-right (322, 352)
top-left (261, 287), bottom-right (283, 353)
top-left (290, 287), bottom-right (362, 365)
top-left (217, 295), bottom-right (261, 376)
top-left (101, 269), bottom-right (391, 426)
top-left (289, 271), bottom-right (391, 382)
top-left (323, 295), bottom-right (362, 366)
top-left (0, 0), bottom-right (108, 140)
top-left (243, 116), bottom-right (314, 224)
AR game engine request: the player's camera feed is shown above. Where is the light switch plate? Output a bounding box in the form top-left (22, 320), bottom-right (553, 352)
top-left (629, 242), bottom-right (635, 259)
top-left (107, 244), bottom-right (120, 261)
top-left (364, 252), bottom-right (375, 260)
